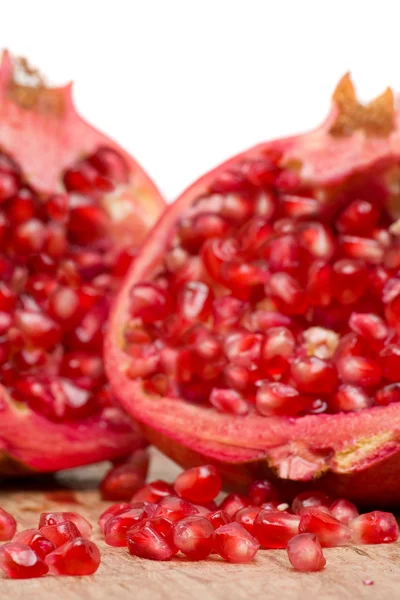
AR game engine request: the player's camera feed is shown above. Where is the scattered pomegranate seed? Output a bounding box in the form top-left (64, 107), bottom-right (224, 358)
top-left (172, 516), bottom-right (215, 560)
top-left (235, 506), bottom-right (262, 536)
top-left (174, 465), bottom-right (222, 503)
top-left (287, 533), bottom-right (326, 572)
top-left (0, 542), bottom-right (49, 579)
top-left (104, 505), bottom-right (156, 547)
top-left (206, 510), bottom-right (231, 530)
top-left (247, 479), bottom-right (279, 506)
top-left (38, 512), bottom-right (92, 539)
top-left (349, 511), bottom-right (399, 544)
top-left (98, 503), bottom-right (131, 532)
top-left (219, 494), bottom-right (251, 519)
top-left (154, 496), bottom-right (199, 523)
top-left (100, 449), bottom-right (149, 501)
top-left (45, 538), bottom-right (100, 576)
top-left (299, 508), bottom-right (351, 547)
top-left (254, 510), bottom-right (300, 549)
top-left (0, 507), bottom-right (17, 540)
top-left (214, 522), bottom-right (260, 563)
top-left (40, 520), bottom-right (81, 548)
top-left (127, 520), bottom-right (177, 561)
top-left (131, 480), bottom-right (175, 503)
top-left (329, 499), bottom-right (359, 525)
top-left (13, 529), bottom-right (55, 559)
top-left (291, 492), bottom-right (332, 515)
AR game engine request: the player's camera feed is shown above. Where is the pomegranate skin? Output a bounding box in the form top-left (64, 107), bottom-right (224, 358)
top-left (106, 75), bottom-right (400, 506)
top-left (0, 52), bottom-right (164, 474)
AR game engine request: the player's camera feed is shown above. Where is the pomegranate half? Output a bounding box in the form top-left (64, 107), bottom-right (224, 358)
top-left (0, 52), bottom-right (164, 473)
top-left (106, 74), bottom-right (400, 506)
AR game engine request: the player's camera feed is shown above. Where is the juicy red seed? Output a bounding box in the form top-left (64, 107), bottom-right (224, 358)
top-left (178, 281), bottom-right (214, 321)
top-left (298, 222), bottom-right (335, 260)
top-left (332, 384), bottom-right (372, 412)
top-left (254, 510), bottom-right (300, 548)
top-left (173, 516), bottom-right (215, 560)
top-left (267, 272), bottom-right (308, 315)
top-left (104, 506), bottom-right (156, 547)
top-left (45, 538), bottom-right (100, 576)
top-left (38, 512), bottom-right (92, 539)
top-left (332, 259), bottom-right (369, 304)
top-left (261, 326), bottom-right (295, 378)
top-left (349, 511), bottom-right (399, 544)
top-left (206, 510), bottom-right (231, 530)
top-left (340, 235), bottom-right (384, 264)
top-left (375, 383), bottom-right (400, 406)
top-left (131, 480), bottom-right (175, 503)
top-left (336, 199), bottom-right (380, 235)
top-left (154, 496), bottom-right (198, 523)
top-left (329, 499), bottom-right (359, 525)
top-left (247, 480), bottom-right (279, 506)
top-left (380, 344), bottom-right (400, 382)
top-left (336, 356), bottom-right (382, 388)
top-left (201, 238), bottom-right (240, 280)
top-left (179, 213), bottom-right (230, 252)
top-left (130, 283), bottom-right (171, 323)
top-left (39, 521), bottom-right (81, 548)
top-left (46, 193), bottom-right (69, 221)
top-left (213, 522), bottom-right (260, 563)
top-left (15, 310), bottom-right (61, 350)
top-left (238, 217), bottom-right (272, 256)
top-left (174, 465), bottom-right (222, 503)
top-left (256, 382), bottom-right (304, 416)
top-left (292, 492), bottom-right (332, 515)
top-left (235, 506), bottom-right (262, 536)
top-left (88, 147), bottom-right (130, 184)
top-left (127, 520), bottom-right (176, 561)
top-left (100, 449), bottom-right (149, 501)
top-left (287, 533), bottom-right (326, 572)
top-left (385, 294), bottom-right (400, 335)
top-left (147, 516), bottom-right (176, 544)
top-left (209, 170), bottom-right (254, 195)
top-left (0, 508), bottom-right (17, 540)
top-left (220, 494), bottom-right (251, 519)
top-left (98, 503), bottom-right (132, 532)
top-left (291, 357), bottom-right (338, 394)
top-left (0, 543), bottom-right (49, 579)
top-left (299, 509), bottom-right (351, 547)
top-left (349, 312), bottom-right (388, 344)
top-left (13, 529), bottom-right (55, 559)
top-left (209, 388), bottom-right (249, 416)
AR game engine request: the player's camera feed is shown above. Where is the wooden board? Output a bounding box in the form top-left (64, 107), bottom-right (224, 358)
top-left (0, 448), bottom-right (398, 600)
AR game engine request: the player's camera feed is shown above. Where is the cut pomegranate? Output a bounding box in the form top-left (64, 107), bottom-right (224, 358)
top-left (299, 509), bottom-right (351, 547)
top-left (254, 510), bottom-right (300, 548)
top-left (13, 529), bottom-right (55, 559)
top-left (0, 507), bottom-right (16, 540)
top-left (40, 520), bottom-right (81, 547)
top-left (174, 465), bottom-right (222, 503)
top-left (287, 533), bottom-right (326, 572)
top-left (173, 516), bottom-right (215, 560)
top-left (45, 538), bottom-right (100, 575)
top-left (106, 73), bottom-right (400, 505)
top-left (0, 542), bottom-right (49, 578)
top-left (213, 522), bottom-right (260, 563)
top-left (100, 449), bottom-right (149, 501)
top-left (349, 511), bottom-right (399, 544)
top-left (0, 52), bottom-right (164, 474)
top-left (127, 520), bottom-right (177, 561)
top-left (39, 512), bottom-right (92, 538)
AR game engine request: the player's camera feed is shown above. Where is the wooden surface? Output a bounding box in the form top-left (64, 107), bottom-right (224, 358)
top-left (0, 448), bottom-right (399, 600)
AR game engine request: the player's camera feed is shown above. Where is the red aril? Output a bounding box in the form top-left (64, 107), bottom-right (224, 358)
top-left (247, 479), bottom-right (279, 505)
top-left (104, 505), bottom-right (156, 547)
top-left (173, 516), bottom-right (215, 560)
top-left (291, 492), bottom-right (332, 515)
top-left (0, 51), bottom-right (164, 474)
top-left (329, 499), bottom-right (359, 525)
top-left (219, 494), bottom-right (250, 519)
top-left (106, 74), bottom-right (400, 505)
top-left (100, 449), bottom-right (149, 501)
top-left (174, 465), bottom-right (222, 503)
top-left (299, 509), bottom-right (351, 547)
top-left (234, 506), bottom-right (262, 536)
top-left (13, 529), bottom-right (55, 559)
top-left (287, 533), bottom-right (326, 572)
top-left (40, 520), bottom-right (81, 547)
top-left (0, 542), bottom-right (49, 579)
top-left (254, 510), bottom-right (300, 548)
top-left (153, 496), bottom-right (199, 522)
top-left (206, 510), bottom-right (231, 530)
top-left (0, 507), bottom-right (16, 540)
top-left (98, 503), bottom-right (132, 532)
top-left (127, 520), bottom-right (177, 561)
top-left (39, 512), bottom-right (92, 538)
top-left (131, 480), bottom-right (175, 503)
top-left (213, 522), bottom-right (260, 563)
top-left (349, 511), bottom-right (399, 544)
top-left (45, 538), bottom-right (100, 575)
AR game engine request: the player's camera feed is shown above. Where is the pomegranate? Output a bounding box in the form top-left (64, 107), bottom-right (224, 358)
top-left (106, 74), bottom-right (400, 505)
top-left (0, 52), bottom-right (164, 473)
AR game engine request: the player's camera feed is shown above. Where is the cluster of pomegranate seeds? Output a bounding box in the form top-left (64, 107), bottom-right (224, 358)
top-left (98, 463), bottom-right (399, 571)
top-left (0, 510), bottom-right (100, 578)
top-left (0, 147), bottom-right (137, 422)
top-left (124, 154), bottom-right (400, 417)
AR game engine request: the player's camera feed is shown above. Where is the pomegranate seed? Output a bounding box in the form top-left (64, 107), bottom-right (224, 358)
top-left (332, 384), bottom-right (372, 412)
top-left (350, 511), bottom-right (399, 544)
top-left (179, 213), bottom-right (230, 252)
top-left (299, 509), bottom-right (351, 547)
top-left (349, 312), bottom-right (388, 346)
top-left (148, 516), bottom-right (176, 544)
top-left (201, 238), bottom-right (239, 280)
top-left (385, 293), bottom-right (400, 335)
top-left (15, 310), bottom-right (61, 349)
top-left (256, 382), bottom-right (305, 416)
top-left (221, 193), bottom-right (254, 221)
top-left (254, 510), bottom-right (300, 548)
top-left (173, 516), bottom-right (215, 560)
top-left (98, 503), bottom-right (131, 532)
top-left (131, 480), bottom-right (174, 503)
top-left (292, 492), bottom-right (332, 515)
top-left (214, 522), bottom-right (260, 563)
top-left (104, 505), bottom-right (156, 547)
top-left (235, 506), bottom-right (262, 536)
top-left (14, 529), bottom-right (55, 559)
top-left (220, 261), bottom-right (269, 299)
top-left (46, 193), bottom-right (69, 221)
top-left (127, 520), bottom-right (176, 561)
top-left (220, 494), bottom-right (250, 519)
top-left (247, 480), bottom-right (279, 506)
top-left (376, 383), bottom-right (400, 406)
top-left (88, 147), bottom-right (130, 184)
top-left (329, 499), bottom-right (359, 525)
top-left (267, 272), bottom-right (308, 315)
top-left (336, 199), bottom-right (380, 235)
top-left (39, 520), bottom-right (81, 548)
top-left (209, 169), bottom-right (253, 194)
top-left (130, 283), bottom-right (172, 323)
top-left (13, 219), bottom-right (46, 254)
top-left (298, 222), bottom-right (335, 260)
top-left (282, 194), bottom-right (319, 218)
top-left (212, 296), bottom-right (246, 333)
top-left (39, 512), bottom-right (92, 539)
top-left (178, 281), bottom-right (214, 321)
top-left (238, 217), bottom-right (272, 256)
top-left (336, 356), bottom-right (382, 388)
top-left (100, 449), bottom-right (149, 501)
top-left (174, 465), bottom-right (222, 503)
top-left (332, 259), bottom-right (368, 304)
top-left (291, 357), bottom-right (338, 394)
top-left (307, 261), bottom-right (333, 306)
top-left (45, 538), bottom-right (100, 576)
top-left (380, 344), bottom-right (400, 382)
top-left (154, 496), bottom-right (198, 523)
top-left (302, 327), bottom-right (339, 360)
top-left (0, 282), bottom-right (16, 311)
top-left (206, 510), bottom-right (231, 530)
top-left (0, 543), bottom-right (48, 579)
top-left (209, 388), bottom-right (249, 416)
top-left (0, 507), bottom-right (16, 540)
top-left (287, 533), bottom-right (326, 572)
top-left (340, 235), bottom-right (384, 264)
top-left (261, 327), bottom-right (295, 378)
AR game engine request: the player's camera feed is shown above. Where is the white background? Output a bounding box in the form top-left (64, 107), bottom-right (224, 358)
top-left (2, 0), bottom-right (399, 200)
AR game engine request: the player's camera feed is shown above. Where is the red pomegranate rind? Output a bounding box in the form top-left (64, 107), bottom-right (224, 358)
top-left (0, 52), bottom-right (164, 474)
top-left (106, 75), bottom-right (400, 505)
